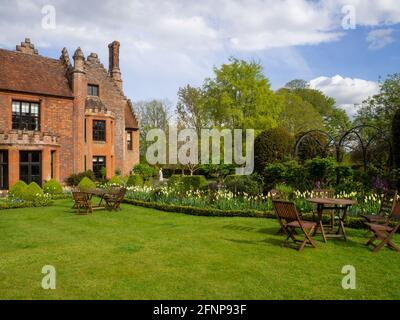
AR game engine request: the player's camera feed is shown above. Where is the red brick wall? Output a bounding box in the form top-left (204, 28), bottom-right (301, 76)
top-left (0, 91), bottom-right (74, 185)
top-left (84, 60), bottom-right (139, 176)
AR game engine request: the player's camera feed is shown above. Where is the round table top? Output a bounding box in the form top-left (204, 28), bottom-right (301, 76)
top-left (307, 198), bottom-right (357, 206)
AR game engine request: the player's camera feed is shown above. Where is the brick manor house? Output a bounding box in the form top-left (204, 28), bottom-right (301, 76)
top-left (0, 38), bottom-right (139, 189)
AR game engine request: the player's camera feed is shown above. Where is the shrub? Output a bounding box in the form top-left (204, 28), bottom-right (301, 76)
top-left (127, 175), bottom-right (144, 187)
top-left (133, 164), bottom-right (156, 181)
top-left (335, 164), bottom-right (353, 185)
top-left (199, 164), bottom-right (235, 182)
top-left (21, 182), bottom-right (44, 202)
top-left (275, 183), bottom-right (294, 200)
top-left (167, 175), bottom-right (183, 187)
top-left (224, 175), bottom-right (262, 196)
top-left (78, 177), bottom-right (96, 191)
top-left (107, 175), bottom-right (125, 186)
top-left (43, 179), bottom-right (63, 195)
top-left (304, 157), bottom-right (337, 188)
top-left (262, 160), bottom-right (307, 192)
top-left (66, 170), bottom-right (95, 186)
top-left (8, 180), bottom-right (28, 199)
top-left (100, 167), bottom-right (107, 179)
top-left (180, 175), bottom-right (208, 191)
top-left (254, 128), bottom-right (294, 174)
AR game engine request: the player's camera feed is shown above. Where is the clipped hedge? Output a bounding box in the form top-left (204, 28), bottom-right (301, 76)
top-left (22, 182), bottom-right (44, 202)
top-left (224, 175), bottom-right (262, 196)
top-left (127, 174), bottom-right (144, 187)
top-left (123, 199), bottom-right (370, 230)
top-left (78, 177), bottom-right (96, 191)
top-left (43, 179), bottom-right (63, 195)
top-left (123, 199), bottom-right (273, 218)
top-left (167, 175), bottom-right (208, 191)
top-left (107, 175), bottom-right (125, 186)
top-left (181, 175), bottom-right (208, 191)
top-left (8, 180), bottom-right (28, 199)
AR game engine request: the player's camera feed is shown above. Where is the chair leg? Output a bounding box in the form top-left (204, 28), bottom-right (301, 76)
top-left (319, 221), bottom-right (327, 243)
top-left (306, 227), bottom-right (317, 248)
top-left (373, 240), bottom-right (387, 253)
top-left (387, 240), bottom-right (400, 252)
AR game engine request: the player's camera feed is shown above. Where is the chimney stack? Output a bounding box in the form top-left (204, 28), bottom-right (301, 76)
top-left (108, 41), bottom-right (122, 90)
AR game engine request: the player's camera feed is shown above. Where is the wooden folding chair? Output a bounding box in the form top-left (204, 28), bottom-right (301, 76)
top-left (272, 200), bottom-right (318, 251)
top-left (365, 202), bottom-right (400, 253)
top-left (72, 192), bottom-right (92, 215)
top-left (362, 190), bottom-right (398, 224)
top-left (104, 188), bottom-right (126, 211)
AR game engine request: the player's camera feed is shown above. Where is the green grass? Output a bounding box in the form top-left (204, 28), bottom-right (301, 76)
top-left (0, 199), bottom-right (399, 300)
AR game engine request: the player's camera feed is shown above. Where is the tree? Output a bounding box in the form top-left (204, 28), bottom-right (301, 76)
top-left (392, 108), bottom-right (400, 168)
top-left (176, 85), bottom-right (209, 136)
top-left (277, 88), bottom-right (325, 135)
top-left (200, 163), bottom-right (235, 183)
top-left (355, 73), bottom-right (400, 130)
top-left (292, 88), bottom-right (351, 137)
top-left (285, 79), bottom-right (309, 90)
top-left (254, 128), bottom-right (295, 174)
top-left (134, 99), bottom-right (172, 161)
top-left (203, 58), bottom-right (283, 131)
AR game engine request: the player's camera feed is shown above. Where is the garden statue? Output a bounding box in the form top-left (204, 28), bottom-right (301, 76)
top-left (159, 168), bottom-right (163, 182)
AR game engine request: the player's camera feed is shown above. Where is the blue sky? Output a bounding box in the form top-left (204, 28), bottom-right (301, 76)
top-left (0, 0), bottom-right (399, 117)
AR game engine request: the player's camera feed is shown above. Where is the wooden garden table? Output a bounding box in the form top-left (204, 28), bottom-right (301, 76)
top-left (307, 198), bottom-right (357, 242)
top-left (85, 189), bottom-right (108, 210)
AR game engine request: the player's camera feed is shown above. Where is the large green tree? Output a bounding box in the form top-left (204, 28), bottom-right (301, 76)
top-left (254, 128), bottom-right (294, 173)
top-left (290, 87), bottom-right (351, 137)
top-left (203, 58), bottom-right (283, 131)
top-left (134, 99), bottom-right (172, 161)
top-left (355, 73), bottom-right (400, 130)
top-left (176, 85), bottom-right (209, 136)
top-left (277, 88), bottom-right (325, 135)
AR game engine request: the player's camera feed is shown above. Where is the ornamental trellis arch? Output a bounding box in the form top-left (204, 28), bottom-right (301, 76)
top-left (295, 125), bottom-right (393, 171)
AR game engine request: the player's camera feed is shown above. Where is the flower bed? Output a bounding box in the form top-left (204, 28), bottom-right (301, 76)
top-left (124, 186), bottom-right (389, 229)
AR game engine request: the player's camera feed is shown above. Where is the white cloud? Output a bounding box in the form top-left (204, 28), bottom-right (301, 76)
top-left (367, 28), bottom-right (395, 49)
top-left (309, 75), bottom-right (380, 117)
top-left (0, 0), bottom-right (398, 102)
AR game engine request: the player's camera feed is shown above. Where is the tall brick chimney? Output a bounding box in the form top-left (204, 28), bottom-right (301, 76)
top-left (71, 47), bottom-right (86, 173)
top-left (108, 41), bottom-right (122, 90)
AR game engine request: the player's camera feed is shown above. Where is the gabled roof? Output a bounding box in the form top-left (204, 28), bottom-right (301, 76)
top-left (0, 49), bottom-right (73, 98)
top-left (125, 100), bottom-right (139, 130)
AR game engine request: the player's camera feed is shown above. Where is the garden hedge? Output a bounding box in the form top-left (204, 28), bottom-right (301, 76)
top-left (123, 199), bottom-right (368, 229)
top-left (78, 177), bottom-right (96, 191)
top-left (43, 179), bottom-right (63, 195)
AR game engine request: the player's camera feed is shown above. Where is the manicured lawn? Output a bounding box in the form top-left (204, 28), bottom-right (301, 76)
top-left (0, 199), bottom-right (399, 300)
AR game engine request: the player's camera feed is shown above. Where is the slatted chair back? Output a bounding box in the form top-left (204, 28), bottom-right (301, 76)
top-left (379, 190), bottom-right (398, 217)
top-left (388, 200), bottom-right (400, 222)
top-left (273, 200), bottom-right (300, 223)
top-left (72, 191), bottom-right (88, 202)
top-left (312, 189), bottom-right (335, 199)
